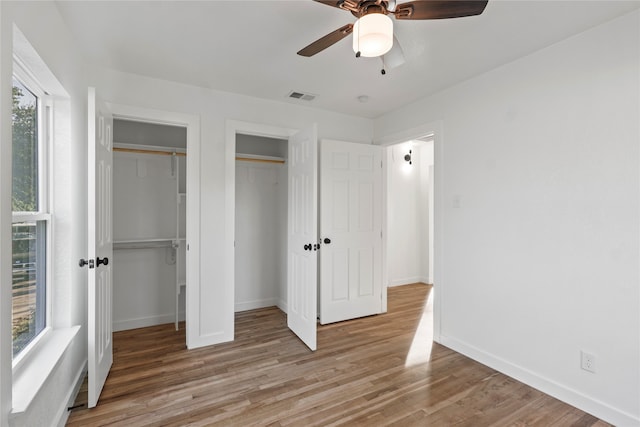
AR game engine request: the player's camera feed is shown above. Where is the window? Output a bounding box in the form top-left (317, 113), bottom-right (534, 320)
top-left (11, 73), bottom-right (50, 359)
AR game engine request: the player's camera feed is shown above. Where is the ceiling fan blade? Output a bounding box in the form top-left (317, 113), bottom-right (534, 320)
top-left (383, 35), bottom-right (405, 69)
top-left (297, 23), bottom-right (354, 57)
top-left (313, 0), bottom-right (360, 12)
top-left (313, 0), bottom-right (344, 8)
top-left (395, 0), bottom-right (488, 20)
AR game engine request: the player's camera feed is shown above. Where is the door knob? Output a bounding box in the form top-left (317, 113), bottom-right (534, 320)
top-left (97, 257), bottom-right (109, 267)
top-left (323, 238), bottom-right (331, 244)
top-left (79, 258), bottom-right (95, 269)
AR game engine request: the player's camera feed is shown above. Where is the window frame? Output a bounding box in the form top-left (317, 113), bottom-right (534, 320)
top-left (11, 60), bottom-right (54, 370)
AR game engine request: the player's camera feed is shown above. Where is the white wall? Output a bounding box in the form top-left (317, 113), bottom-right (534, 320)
top-left (0, 2), bottom-right (90, 426)
top-left (375, 10), bottom-right (640, 426)
top-left (386, 142), bottom-right (433, 286)
top-left (114, 153), bottom-right (177, 241)
top-left (235, 161), bottom-right (287, 312)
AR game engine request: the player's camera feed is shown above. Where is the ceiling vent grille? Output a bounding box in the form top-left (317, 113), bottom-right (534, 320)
top-left (288, 91), bottom-right (316, 102)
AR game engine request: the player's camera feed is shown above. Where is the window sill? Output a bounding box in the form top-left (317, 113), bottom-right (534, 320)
top-left (11, 326), bottom-right (80, 415)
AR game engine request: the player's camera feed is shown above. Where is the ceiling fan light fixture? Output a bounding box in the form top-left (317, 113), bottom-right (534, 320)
top-left (352, 13), bottom-right (393, 58)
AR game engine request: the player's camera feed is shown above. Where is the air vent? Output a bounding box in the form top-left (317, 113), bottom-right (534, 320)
top-left (288, 91), bottom-right (316, 102)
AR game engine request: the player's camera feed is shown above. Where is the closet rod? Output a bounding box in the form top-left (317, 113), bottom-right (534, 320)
top-left (113, 147), bottom-right (186, 157)
top-left (113, 242), bottom-right (175, 250)
top-left (235, 156), bottom-right (285, 164)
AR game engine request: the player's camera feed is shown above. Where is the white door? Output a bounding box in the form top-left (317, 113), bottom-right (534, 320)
top-left (287, 124), bottom-right (318, 351)
top-left (319, 140), bottom-right (382, 324)
top-left (87, 87), bottom-right (114, 408)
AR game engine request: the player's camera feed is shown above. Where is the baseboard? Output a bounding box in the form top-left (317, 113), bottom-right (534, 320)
top-left (439, 335), bottom-right (639, 426)
top-left (389, 277), bottom-right (430, 287)
top-left (277, 299), bottom-right (288, 315)
top-left (55, 360), bottom-right (87, 427)
top-left (235, 298), bottom-right (279, 313)
top-left (113, 314), bottom-right (177, 332)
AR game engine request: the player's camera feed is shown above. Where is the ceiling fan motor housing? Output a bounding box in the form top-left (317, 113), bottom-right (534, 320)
top-left (343, 0), bottom-right (391, 17)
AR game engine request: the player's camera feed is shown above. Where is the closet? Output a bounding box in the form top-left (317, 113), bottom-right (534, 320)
top-left (112, 119), bottom-right (187, 331)
top-left (234, 134), bottom-right (288, 313)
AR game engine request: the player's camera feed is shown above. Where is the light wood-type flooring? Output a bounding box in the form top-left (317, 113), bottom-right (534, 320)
top-left (67, 284), bottom-right (610, 426)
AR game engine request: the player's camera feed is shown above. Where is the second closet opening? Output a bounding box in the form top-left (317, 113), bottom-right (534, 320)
top-left (234, 133), bottom-right (288, 314)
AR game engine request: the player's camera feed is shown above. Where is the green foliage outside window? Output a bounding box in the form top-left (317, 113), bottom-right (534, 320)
top-left (12, 79), bottom-right (38, 213)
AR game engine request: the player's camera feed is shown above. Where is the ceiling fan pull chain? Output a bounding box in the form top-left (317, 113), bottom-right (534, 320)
top-left (355, 17), bottom-right (361, 58)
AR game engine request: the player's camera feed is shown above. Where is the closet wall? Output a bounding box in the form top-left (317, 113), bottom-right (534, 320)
top-left (234, 134), bottom-right (288, 312)
top-left (112, 119), bottom-right (187, 331)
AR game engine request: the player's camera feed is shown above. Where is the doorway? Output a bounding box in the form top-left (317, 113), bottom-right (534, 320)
top-left (225, 121), bottom-right (297, 342)
top-left (234, 134), bottom-right (288, 313)
top-left (107, 102), bottom-right (201, 348)
top-left (379, 121), bottom-right (441, 341)
top-left (385, 136), bottom-right (434, 289)
top-left (227, 121), bottom-right (320, 351)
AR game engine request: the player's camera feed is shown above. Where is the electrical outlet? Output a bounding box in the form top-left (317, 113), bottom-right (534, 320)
top-left (581, 350), bottom-right (596, 373)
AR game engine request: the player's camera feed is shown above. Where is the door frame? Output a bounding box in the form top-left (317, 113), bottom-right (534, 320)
top-left (375, 120), bottom-right (444, 342)
top-left (225, 120), bottom-right (297, 341)
top-left (106, 103), bottom-right (201, 348)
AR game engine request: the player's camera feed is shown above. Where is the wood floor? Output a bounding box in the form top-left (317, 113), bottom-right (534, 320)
top-left (67, 284), bottom-right (609, 426)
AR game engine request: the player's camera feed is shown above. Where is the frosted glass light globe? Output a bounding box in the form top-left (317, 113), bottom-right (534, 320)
top-left (352, 13), bottom-right (393, 57)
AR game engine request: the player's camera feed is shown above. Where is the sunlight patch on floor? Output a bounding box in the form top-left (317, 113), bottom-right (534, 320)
top-left (405, 289), bottom-right (434, 367)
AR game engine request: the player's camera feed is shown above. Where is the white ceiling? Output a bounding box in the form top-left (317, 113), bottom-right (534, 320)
top-left (55, 0), bottom-right (640, 119)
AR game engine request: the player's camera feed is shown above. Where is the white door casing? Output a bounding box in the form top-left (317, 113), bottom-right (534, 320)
top-left (87, 87), bottom-right (113, 408)
top-left (320, 140), bottom-right (382, 324)
top-left (287, 124), bottom-right (318, 351)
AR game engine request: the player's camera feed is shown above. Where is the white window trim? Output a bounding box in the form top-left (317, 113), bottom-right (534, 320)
top-left (11, 326), bottom-right (80, 415)
top-left (11, 326), bottom-right (51, 373)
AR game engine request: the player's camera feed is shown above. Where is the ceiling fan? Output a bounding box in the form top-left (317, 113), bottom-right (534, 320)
top-left (298, 0), bottom-right (488, 71)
